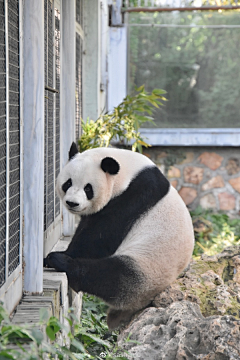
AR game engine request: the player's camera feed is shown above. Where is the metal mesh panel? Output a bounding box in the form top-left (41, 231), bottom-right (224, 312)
top-left (44, 0), bottom-right (54, 230)
top-left (8, 0), bottom-right (20, 275)
top-left (55, 8), bottom-right (60, 217)
top-left (76, 0), bottom-right (83, 26)
top-left (0, 0), bottom-right (6, 287)
top-left (75, 33), bottom-right (82, 142)
top-left (44, 0), bottom-right (61, 230)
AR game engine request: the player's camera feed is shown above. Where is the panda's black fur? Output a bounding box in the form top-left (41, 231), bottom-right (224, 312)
top-left (63, 166), bottom-right (169, 260)
top-left (45, 143), bottom-right (194, 329)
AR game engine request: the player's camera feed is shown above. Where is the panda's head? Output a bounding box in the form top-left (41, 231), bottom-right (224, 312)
top-left (56, 143), bottom-right (120, 215)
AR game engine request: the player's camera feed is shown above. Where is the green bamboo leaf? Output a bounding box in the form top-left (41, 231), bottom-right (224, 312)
top-left (152, 88), bottom-right (167, 95)
top-left (135, 85), bottom-right (144, 92)
top-left (46, 326), bottom-right (56, 341)
top-left (0, 351), bottom-right (15, 360)
top-left (71, 338), bottom-right (87, 353)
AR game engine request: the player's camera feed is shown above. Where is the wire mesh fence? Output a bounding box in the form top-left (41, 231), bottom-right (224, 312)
top-left (0, 0), bottom-right (20, 287)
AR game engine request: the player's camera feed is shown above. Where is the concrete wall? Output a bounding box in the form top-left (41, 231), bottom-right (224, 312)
top-left (143, 146), bottom-right (240, 217)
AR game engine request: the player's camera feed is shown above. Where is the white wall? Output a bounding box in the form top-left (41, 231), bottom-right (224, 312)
top-left (108, 27), bottom-right (127, 112)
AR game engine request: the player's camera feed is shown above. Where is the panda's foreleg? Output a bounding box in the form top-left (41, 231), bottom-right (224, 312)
top-left (45, 251), bottom-right (145, 309)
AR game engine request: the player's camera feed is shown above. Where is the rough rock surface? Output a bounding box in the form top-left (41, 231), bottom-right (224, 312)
top-left (118, 246), bottom-right (240, 359)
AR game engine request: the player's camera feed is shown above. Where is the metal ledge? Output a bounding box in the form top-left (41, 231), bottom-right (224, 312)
top-left (140, 128), bottom-right (240, 147)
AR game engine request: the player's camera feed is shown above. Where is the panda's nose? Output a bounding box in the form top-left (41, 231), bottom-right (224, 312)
top-left (66, 201), bottom-right (79, 208)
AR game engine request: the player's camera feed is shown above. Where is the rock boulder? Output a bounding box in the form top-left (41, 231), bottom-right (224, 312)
top-left (118, 246), bottom-right (240, 359)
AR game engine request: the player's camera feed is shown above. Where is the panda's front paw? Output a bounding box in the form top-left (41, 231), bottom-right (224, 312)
top-left (44, 252), bottom-right (72, 273)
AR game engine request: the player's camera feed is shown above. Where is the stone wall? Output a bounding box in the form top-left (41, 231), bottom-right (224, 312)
top-left (143, 146), bottom-right (240, 217)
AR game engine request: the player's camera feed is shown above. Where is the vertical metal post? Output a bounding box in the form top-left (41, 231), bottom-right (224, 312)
top-left (4, 0), bottom-right (9, 282)
top-left (53, 1), bottom-right (56, 219)
top-left (61, 0), bottom-right (76, 236)
top-left (23, 0), bottom-right (44, 293)
top-left (19, 0), bottom-right (23, 275)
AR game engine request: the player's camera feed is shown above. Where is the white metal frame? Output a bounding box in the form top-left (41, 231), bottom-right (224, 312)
top-left (0, 0), bottom-right (23, 313)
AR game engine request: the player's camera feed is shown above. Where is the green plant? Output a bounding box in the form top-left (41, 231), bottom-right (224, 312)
top-left (0, 302), bottom-right (86, 360)
top-left (79, 86), bottom-right (166, 153)
top-left (191, 206), bottom-right (240, 258)
top-left (0, 296), bottom-right (129, 360)
top-left (73, 294), bottom-right (128, 360)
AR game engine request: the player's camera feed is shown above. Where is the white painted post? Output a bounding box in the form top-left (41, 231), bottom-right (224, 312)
top-left (61, 0), bottom-right (76, 236)
top-left (82, 0), bottom-right (101, 121)
top-left (108, 27), bottom-right (127, 111)
top-left (22, 0), bottom-right (44, 293)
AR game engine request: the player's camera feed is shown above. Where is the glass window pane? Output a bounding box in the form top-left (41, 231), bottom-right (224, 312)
top-left (128, 11), bottom-right (240, 128)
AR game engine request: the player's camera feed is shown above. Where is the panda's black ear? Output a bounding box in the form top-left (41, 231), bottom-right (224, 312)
top-left (69, 142), bottom-right (79, 160)
top-left (101, 157), bottom-right (120, 175)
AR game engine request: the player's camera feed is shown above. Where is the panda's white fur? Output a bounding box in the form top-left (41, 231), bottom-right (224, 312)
top-left (57, 147), bottom-right (154, 215)
top-left (115, 186), bottom-right (194, 307)
top-left (45, 144), bottom-right (194, 329)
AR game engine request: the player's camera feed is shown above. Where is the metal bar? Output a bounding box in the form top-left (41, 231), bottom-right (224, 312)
top-left (122, 5), bottom-right (240, 11)
top-left (45, 85), bottom-right (59, 93)
top-left (4, 0), bottom-right (9, 283)
top-left (127, 23), bottom-right (240, 28)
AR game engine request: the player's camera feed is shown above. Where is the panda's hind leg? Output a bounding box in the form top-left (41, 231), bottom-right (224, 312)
top-left (107, 308), bottom-right (136, 330)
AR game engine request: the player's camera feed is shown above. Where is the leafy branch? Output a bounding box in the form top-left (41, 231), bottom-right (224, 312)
top-left (79, 86), bottom-right (167, 153)
top-left (0, 297), bottom-right (129, 360)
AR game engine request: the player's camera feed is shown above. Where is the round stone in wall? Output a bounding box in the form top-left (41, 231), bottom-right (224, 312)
top-left (218, 192), bottom-right (236, 211)
top-left (179, 187), bottom-right (197, 206)
top-left (226, 158), bottom-right (240, 176)
top-left (200, 193), bottom-right (216, 209)
top-left (198, 152), bottom-right (223, 170)
top-left (184, 166), bottom-right (204, 185)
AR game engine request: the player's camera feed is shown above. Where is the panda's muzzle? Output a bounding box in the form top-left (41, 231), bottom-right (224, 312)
top-left (66, 200), bottom-right (79, 208)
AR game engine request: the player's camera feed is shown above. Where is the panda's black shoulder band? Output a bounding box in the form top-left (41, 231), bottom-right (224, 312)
top-left (65, 165), bottom-right (170, 260)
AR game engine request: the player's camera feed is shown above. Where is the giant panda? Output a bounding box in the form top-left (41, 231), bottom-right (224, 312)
top-left (44, 142), bottom-right (194, 329)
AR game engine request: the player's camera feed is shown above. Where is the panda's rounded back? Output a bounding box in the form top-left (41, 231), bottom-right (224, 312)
top-left (115, 185), bottom-right (195, 294)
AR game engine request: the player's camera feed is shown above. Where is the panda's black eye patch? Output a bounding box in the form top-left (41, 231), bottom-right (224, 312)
top-left (62, 178), bottom-right (72, 193)
top-left (84, 183), bottom-right (94, 200)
